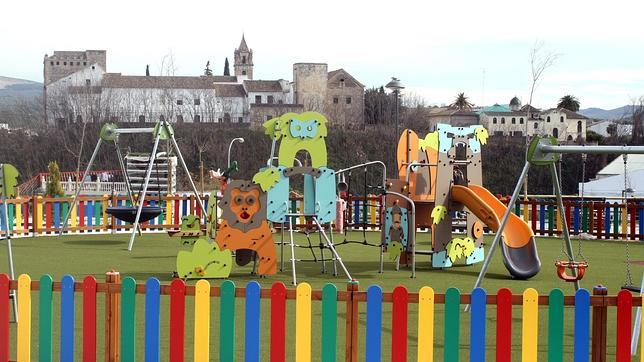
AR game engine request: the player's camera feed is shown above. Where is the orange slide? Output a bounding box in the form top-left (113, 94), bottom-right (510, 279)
top-left (451, 185), bottom-right (541, 279)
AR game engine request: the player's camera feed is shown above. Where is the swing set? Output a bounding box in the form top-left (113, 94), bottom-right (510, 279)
top-left (59, 121), bottom-right (206, 250)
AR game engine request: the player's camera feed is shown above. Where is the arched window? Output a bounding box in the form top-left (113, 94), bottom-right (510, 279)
top-left (242, 70), bottom-right (247, 75)
top-left (520, 117), bottom-right (524, 124)
top-left (512, 117), bottom-right (516, 124)
top-left (577, 121), bottom-right (582, 133)
top-left (560, 116), bottom-right (564, 122)
top-left (534, 122), bottom-right (538, 129)
top-left (553, 128), bottom-right (559, 138)
top-left (547, 116), bottom-right (551, 122)
top-left (492, 117), bottom-right (497, 124)
top-left (242, 56), bottom-right (246, 64)
top-left (501, 117), bottom-right (505, 124)
top-left (567, 135), bottom-right (573, 141)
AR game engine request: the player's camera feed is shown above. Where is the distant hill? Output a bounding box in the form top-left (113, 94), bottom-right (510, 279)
top-left (579, 105), bottom-right (634, 120)
top-left (0, 76), bottom-right (42, 105)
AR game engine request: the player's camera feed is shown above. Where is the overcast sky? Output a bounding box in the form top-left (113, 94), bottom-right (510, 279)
top-left (2, 0), bottom-right (643, 109)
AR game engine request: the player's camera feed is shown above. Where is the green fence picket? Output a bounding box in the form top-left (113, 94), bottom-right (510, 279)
top-left (321, 283), bottom-right (338, 362)
top-left (220, 280), bottom-right (236, 362)
top-left (547, 289), bottom-right (564, 362)
top-left (120, 277), bottom-right (137, 362)
top-left (39, 275), bottom-right (53, 362)
top-left (444, 287), bottom-right (460, 362)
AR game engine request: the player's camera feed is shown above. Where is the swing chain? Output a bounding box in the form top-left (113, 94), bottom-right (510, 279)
top-left (576, 154), bottom-right (587, 262)
top-left (622, 154), bottom-right (634, 287)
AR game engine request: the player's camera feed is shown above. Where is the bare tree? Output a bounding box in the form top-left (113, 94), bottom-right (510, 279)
top-left (630, 96), bottom-right (644, 144)
top-left (524, 41), bottom-right (560, 195)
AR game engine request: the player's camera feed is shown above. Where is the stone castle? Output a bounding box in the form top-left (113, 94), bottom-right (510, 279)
top-left (43, 35), bottom-right (365, 128)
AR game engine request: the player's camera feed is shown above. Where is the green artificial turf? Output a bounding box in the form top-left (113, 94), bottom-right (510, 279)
top-left (1, 230), bottom-right (642, 360)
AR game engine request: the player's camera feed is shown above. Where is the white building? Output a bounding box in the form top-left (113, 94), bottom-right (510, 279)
top-left (479, 97), bottom-right (588, 141)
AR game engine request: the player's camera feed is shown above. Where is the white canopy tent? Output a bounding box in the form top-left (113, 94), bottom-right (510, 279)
top-left (580, 169), bottom-right (644, 198)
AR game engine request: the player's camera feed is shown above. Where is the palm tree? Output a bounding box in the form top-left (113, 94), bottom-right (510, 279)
top-left (557, 95), bottom-right (580, 112)
top-left (450, 92), bottom-right (474, 110)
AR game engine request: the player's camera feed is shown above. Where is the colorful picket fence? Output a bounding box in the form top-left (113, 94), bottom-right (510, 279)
top-left (1, 194), bottom-right (643, 240)
top-left (0, 273), bottom-right (642, 361)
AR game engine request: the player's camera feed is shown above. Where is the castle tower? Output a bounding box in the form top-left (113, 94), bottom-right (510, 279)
top-left (234, 35), bottom-right (253, 79)
top-left (293, 63), bottom-right (328, 113)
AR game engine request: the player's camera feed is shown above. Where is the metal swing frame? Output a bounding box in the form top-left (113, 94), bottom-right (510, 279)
top-left (469, 137), bottom-right (644, 299)
top-left (58, 121), bottom-right (207, 251)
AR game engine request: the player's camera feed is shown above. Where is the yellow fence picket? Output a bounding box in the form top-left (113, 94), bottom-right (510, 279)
top-left (417, 286), bottom-right (435, 362)
top-left (522, 288), bottom-right (539, 362)
top-left (194, 280), bottom-right (210, 362)
top-left (17, 274), bottom-right (31, 362)
top-left (296, 282), bottom-right (312, 362)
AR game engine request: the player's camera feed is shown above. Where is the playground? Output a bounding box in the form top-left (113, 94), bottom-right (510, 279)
top-left (0, 112), bottom-right (642, 361)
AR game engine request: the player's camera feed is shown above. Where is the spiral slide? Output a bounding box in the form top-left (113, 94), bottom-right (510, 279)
top-left (451, 184), bottom-right (541, 279)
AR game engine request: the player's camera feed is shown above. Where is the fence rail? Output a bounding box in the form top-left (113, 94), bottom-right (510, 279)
top-left (1, 194), bottom-right (644, 240)
top-left (0, 272), bottom-right (642, 361)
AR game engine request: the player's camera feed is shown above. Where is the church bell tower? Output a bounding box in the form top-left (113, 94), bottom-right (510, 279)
top-left (234, 34), bottom-right (253, 79)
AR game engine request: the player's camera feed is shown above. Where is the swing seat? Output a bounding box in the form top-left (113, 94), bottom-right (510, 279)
top-left (555, 260), bottom-right (588, 282)
top-left (106, 206), bottom-right (163, 223)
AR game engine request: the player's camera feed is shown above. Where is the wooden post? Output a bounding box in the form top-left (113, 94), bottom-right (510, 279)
top-left (345, 280), bottom-right (359, 362)
top-left (105, 270), bottom-right (121, 362)
top-left (591, 285), bottom-right (608, 362)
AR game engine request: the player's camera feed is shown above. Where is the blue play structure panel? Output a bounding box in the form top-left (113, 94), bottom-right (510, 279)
top-left (383, 206), bottom-right (409, 248)
top-left (432, 250), bottom-right (453, 268)
top-left (466, 246), bottom-right (485, 265)
top-left (266, 166), bottom-right (289, 222)
top-left (303, 173), bottom-right (315, 215)
top-left (436, 123), bottom-right (482, 154)
top-left (315, 167), bottom-right (336, 223)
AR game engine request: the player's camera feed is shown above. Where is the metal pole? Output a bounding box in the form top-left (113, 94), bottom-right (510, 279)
top-left (113, 127), bottom-right (156, 134)
top-left (227, 138), bottom-right (244, 168)
top-left (551, 162), bottom-right (580, 290)
top-left (288, 211), bottom-right (297, 285)
top-left (539, 144), bottom-right (644, 155)
top-left (467, 161), bottom-right (531, 310)
top-left (312, 216), bottom-right (353, 281)
top-left (59, 138), bottom-right (103, 235)
top-left (1, 165), bottom-right (17, 322)
top-left (127, 134), bottom-right (161, 251)
top-left (631, 272), bottom-right (644, 356)
top-left (113, 138), bottom-right (141, 236)
top-left (335, 161), bottom-right (387, 191)
top-left (169, 133), bottom-right (207, 216)
top-left (395, 90), bottom-right (400, 178)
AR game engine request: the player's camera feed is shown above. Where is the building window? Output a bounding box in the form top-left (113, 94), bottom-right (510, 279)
top-left (177, 115), bottom-right (184, 123)
top-left (346, 97), bottom-right (352, 104)
top-left (333, 97), bottom-right (339, 104)
top-left (547, 116), bottom-right (551, 122)
top-left (242, 56), bottom-right (246, 64)
top-left (56, 61), bottom-right (59, 65)
top-left (266, 115), bottom-right (272, 121)
top-left (194, 115), bottom-right (201, 123)
top-left (560, 116), bottom-right (564, 122)
top-left (138, 115), bottom-right (145, 123)
top-left (267, 95), bottom-right (274, 104)
top-left (255, 95), bottom-right (262, 104)
top-left (534, 122), bottom-right (538, 129)
top-left (514, 131), bottom-right (523, 137)
top-left (567, 135), bottom-right (573, 141)
top-left (520, 117), bottom-right (524, 124)
top-left (218, 118), bottom-right (223, 122)
top-left (91, 65), bottom-right (95, 70)
top-left (50, 61), bottom-right (54, 65)
top-left (340, 78), bottom-right (345, 87)
top-left (242, 71), bottom-right (247, 75)
top-left (194, 98), bottom-right (200, 106)
top-left (512, 117), bottom-right (516, 124)
top-left (278, 100), bottom-right (283, 104)
top-left (492, 117), bottom-right (497, 124)
top-left (577, 121), bottom-right (582, 133)
top-left (85, 79), bottom-right (91, 86)
top-left (552, 128), bottom-right (559, 138)
top-left (224, 113), bottom-right (231, 123)
top-left (83, 62), bottom-right (87, 66)
top-left (238, 117), bottom-right (243, 123)
top-left (177, 100), bottom-right (183, 106)
top-left (501, 117), bottom-right (505, 124)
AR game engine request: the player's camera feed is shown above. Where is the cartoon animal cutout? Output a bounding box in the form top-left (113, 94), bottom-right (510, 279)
top-left (168, 215), bottom-right (204, 245)
top-left (215, 180), bottom-right (276, 275)
top-left (176, 238), bottom-right (232, 279)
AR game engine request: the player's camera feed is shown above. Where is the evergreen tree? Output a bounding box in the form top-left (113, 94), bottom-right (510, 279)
top-left (224, 58), bottom-right (230, 76)
top-left (45, 161), bottom-right (65, 197)
top-left (145, 64), bottom-right (150, 76)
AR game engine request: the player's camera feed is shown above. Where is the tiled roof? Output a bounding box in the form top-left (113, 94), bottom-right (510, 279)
top-left (214, 83), bottom-right (246, 97)
top-left (244, 80), bottom-right (283, 92)
top-left (546, 108), bottom-right (589, 119)
top-left (328, 68), bottom-right (365, 88)
top-left (102, 73), bottom-right (217, 89)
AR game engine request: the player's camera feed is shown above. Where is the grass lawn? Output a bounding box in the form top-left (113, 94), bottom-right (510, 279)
top-left (1, 230), bottom-right (643, 360)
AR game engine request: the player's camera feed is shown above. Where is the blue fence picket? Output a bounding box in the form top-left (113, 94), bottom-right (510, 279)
top-left (573, 288), bottom-right (590, 362)
top-left (53, 200), bottom-right (60, 229)
top-left (604, 206), bottom-right (610, 236)
top-left (245, 281), bottom-right (261, 362)
top-left (60, 275), bottom-right (75, 361)
top-left (365, 285), bottom-right (383, 362)
top-left (573, 205), bottom-right (580, 233)
top-left (639, 203), bottom-right (644, 240)
top-left (145, 278), bottom-right (161, 362)
top-left (539, 203), bottom-right (546, 232)
top-left (86, 201), bottom-right (94, 227)
top-left (470, 287), bottom-right (486, 362)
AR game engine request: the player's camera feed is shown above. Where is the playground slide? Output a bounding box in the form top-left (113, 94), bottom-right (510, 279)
top-left (451, 185), bottom-right (541, 279)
